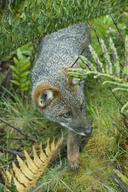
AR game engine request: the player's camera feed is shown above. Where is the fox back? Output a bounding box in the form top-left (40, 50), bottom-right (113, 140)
top-left (32, 22), bottom-right (91, 136)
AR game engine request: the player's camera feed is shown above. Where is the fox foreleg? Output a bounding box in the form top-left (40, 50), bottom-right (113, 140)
top-left (67, 131), bottom-right (80, 170)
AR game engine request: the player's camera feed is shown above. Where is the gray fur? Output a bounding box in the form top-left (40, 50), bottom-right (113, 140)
top-left (32, 22), bottom-right (89, 87)
top-left (32, 22), bottom-right (91, 136)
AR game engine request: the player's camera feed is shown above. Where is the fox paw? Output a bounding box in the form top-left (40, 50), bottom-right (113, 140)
top-left (68, 153), bottom-right (80, 170)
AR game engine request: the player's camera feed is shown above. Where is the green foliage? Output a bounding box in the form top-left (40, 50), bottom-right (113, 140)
top-left (68, 35), bottom-right (128, 113)
top-left (0, 0), bottom-right (127, 61)
top-left (10, 42), bottom-right (33, 93)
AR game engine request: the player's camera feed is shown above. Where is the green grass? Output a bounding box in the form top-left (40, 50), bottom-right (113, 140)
top-left (1, 79), bottom-right (126, 192)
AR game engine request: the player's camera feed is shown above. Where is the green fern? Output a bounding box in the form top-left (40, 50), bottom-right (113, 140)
top-left (10, 42), bottom-right (33, 93)
top-left (68, 35), bottom-right (128, 113)
top-left (0, 0), bottom-right (127, 61)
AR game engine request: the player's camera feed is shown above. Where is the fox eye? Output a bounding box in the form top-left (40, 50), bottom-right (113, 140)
top-left (62, 111), bottom-right (72, 119)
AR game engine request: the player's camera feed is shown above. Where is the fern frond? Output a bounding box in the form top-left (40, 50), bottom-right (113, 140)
top-left (67, 35), bottom-right (128, 113)
top-left (79, 55), bottom-right (97, 71)
top-left (10, 42), bottom-right (33, 93)
top-left (102, 81), bottom-right (128, 87)
top-left (109, 37), bottom-right (120, 77)
top-left (99, 38), bottom-right (112, 75)
top-left (2, 135), bottom-right (63, 192)
top-left (122, 35), bottom-right (128, 80)
top-left (89, 44), bottom-right (104, 73)
top-left (121, 102), bottom-right (128, 113)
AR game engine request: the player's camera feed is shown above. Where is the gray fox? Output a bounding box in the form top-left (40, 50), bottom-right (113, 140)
top-left (32, 22), bottom-right (92, 169)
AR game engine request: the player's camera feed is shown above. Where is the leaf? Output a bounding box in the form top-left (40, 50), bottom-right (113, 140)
top-left (10, 65), bottom-right (19, 74)
top-left (122, 35), bottom-right (128, 80)
top-left (99, 38), bottom-right (112, 75)
top-left (2, 135), bottom-right (63, 192)
top-left (11, 43), bottom-right (32, 93)
top-left (13, 57), bottom-right (20, 67)
top-left (20, 71), bottom-right (30, 77)
top-left (10, 80), bottom-right (20, 86)
top-left (19, 42), bottom-right (33, 56)
top-left (13, 73), bottom-right (20, 80)
top-left (19, 63), bottom-right (31, 72)
top-left (89, 44), bottom-right (104, 73)
top-left (109, 37), bottom-right (120, 77)
top-left (79, 55), bottom-right (97, 71)
top-left (68, 35), bottom-right (128, 113)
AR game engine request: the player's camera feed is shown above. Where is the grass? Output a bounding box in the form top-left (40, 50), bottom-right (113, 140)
top-left (1, 78), bottom-right (127, 192)
top-left (0, 14), bottom-right (128, 192)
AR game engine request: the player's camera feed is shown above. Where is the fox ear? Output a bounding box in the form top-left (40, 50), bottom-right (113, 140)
top-left (32, 83), bottom-right (61, 108)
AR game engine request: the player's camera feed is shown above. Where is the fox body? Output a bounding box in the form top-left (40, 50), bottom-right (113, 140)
top-left (32, 22), bottom-right (91, 169)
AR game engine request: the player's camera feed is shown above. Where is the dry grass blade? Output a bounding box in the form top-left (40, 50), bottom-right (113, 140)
top-left (2, 134), bottom-right (63, 192)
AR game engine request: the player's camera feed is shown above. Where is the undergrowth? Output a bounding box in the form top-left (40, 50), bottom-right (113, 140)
top-left (0, 8), bottom-right (128, 192)
top-left (29, 78), bottom-right (127, 192)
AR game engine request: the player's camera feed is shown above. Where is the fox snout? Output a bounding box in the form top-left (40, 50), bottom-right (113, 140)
top-left (72, 115), bottom-right (91, 136)
top-left (78, 126), bottom-right (92, 136)
top-left (68, 120), bottom-right (92, 136)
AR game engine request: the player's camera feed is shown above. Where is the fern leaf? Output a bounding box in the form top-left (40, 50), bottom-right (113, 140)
top-left (10, 42), bottom-right (32, 93)
top-left (103, 81), bottom-right (128, 87)
top-left (51, 137), bottom-right (55, 151)
top-left (68, 35), bottom-right (128, 113)
top-left (20, 71), bottom-right (30, 77)
top-left (121, 102), bottom-right (128, 113)
top-left (2, 135), bottom-right (63, 192)
top-left (89, 44), bottom-right (104, 73)
top-left (122, 35), bottom-right (128, 80)
top-left (45, 138), bottom-right (51, 156)
top-left (19, 63), bottom-right (31, 72)
top-left (99, 38), bottom-right (112, 74)
top-left (112, 88), bottom-right (128, 92)
top-left (40, 142), bottom-right (47, 162)
top-left (13, 177), bottom-right (26, 192)
top-left (5, 170), bottom-right (12, 186)
top-left (10, 80), bottom-right (20, 86)
top-left (10, 65), bottom-right (19, 74)
top-left (16, 155), bottom-right (34, 180)
top-left (125, 35), bottom-right (128, 66)
top-left (12, 162), bottom-right (30, 187)
top-left (13, 57), bottom-right (20, 66)
top-left (32, 146), bottom-right (42, 168)
top-left (109, 37), bottom-right (120, 77)
top-left (19, 42), bottom-right (34, 56)
top-left (79, 55), bottom-right (97, 71)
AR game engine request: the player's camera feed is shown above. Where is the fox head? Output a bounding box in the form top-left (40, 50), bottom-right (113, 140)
top-left (32, 73), bottom-right (91, 136)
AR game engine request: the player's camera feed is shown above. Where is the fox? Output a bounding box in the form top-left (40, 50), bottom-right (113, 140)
top-left (32, 22), bottom-right (92, 170)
